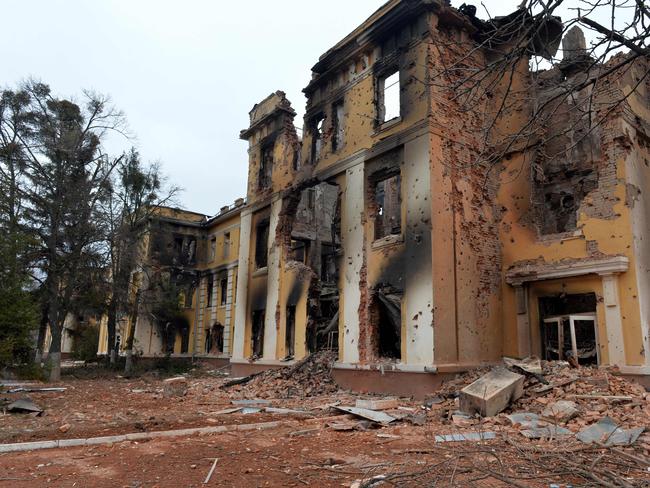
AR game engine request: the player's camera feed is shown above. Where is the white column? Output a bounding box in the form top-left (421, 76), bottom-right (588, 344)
top-left (209, 272), bottom-right (217, 325)
top-left (232, 210), bottom-right (252, 360)
top-left (514, 284), bottom-right (531, 357)
top-left (194, 277), bottom-right (207, 354)
top-left (600, 273), bottom-right (626, 366)
top-left (223, 266), bottom-right (235, 356)
top-left (341, 163), bottom-right (364, 364)
top-left (403, 136), bottom-right (434, 366)
top-left (263, 196), bottom-right (282, 360)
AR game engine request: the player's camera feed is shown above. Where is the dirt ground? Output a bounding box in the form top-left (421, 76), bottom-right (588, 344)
top-left (0, 361), bottom-right (649, 487)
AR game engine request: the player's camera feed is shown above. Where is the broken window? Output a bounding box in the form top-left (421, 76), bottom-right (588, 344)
top-left (378, 70), bottom-right (400, 124)
top-left (255, 220), bottom-right (269, 269)
top-left (311, 114), bottom-right (325, 162)
top-left (187, 285), bottom-right (195, 308)
top-left (259, 142), bottom-right (274, 189)
top-left (370, 286), bottom-right (402, 359)
top-left (251, 310), bottom-right (265, 358)
top-left (205, 321), bottom-right (224, 354)
top-left (321, 244), bottom-right (336, 283)
top-left (290, 239), bottom-right (308, 263)
top-left (206, 275), bottom-right (214, 308)
top-left (223, 232), bottom-right (231, 259)
top-left (332, 101), bottom-right (345, 151)
top-left (220, 277), bottom-right (228, 306)
top-left (539, 293), bottom-right (598, 365)
top-left (210, 237), bottom-right (216, 261)
top-left (174, 236), bottom-right (197, 265)
top-left (180, 323), bottom-right (190, 354)
top-left (374, 174), bottom-right (402, 240)
top-left (285, 306), bottom-right (296, 358)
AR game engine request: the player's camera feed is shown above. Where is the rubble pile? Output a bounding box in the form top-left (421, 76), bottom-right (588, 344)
top-left (433, 359), bottom-right (649, 446)
top-left (512, 362), bottom-right (649, 428)
top-left (232, 351), bottom-right (339, 399)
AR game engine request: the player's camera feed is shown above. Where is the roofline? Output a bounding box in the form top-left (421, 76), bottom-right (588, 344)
top-left (305, 0), bottom-right (446, 93)
top-left (151, 200), bottom-right (247, 229)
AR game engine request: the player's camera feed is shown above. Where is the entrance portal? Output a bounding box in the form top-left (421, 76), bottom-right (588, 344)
top-left (539, 293), bottom-right (598, 365)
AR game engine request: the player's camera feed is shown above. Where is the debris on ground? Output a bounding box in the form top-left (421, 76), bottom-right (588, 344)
top-left (6, 387), bottom-right (67, 394)
top-left (576, 416), bottom-right (645, 446)
top-left (333, 406), bottom-right (396, 425)
top-left (264, 407), bottom-right (312, 416)
top-left (542, 399), bottom-right (580, 422)
top-left (162, 376), bottom-right (188, 398)
top-left (459, 367), bottom-right (524, 416)
top-left (434, 432), bottom-right (496, 443)
top-left (354, 398), bottom-right (399, 410)
top-left (231, 399), bottom-right (271, 406)
top-left (6, 398), bottom-right (43, 416)
top-left (230, 351), bottom-right (339, 399)
top-left (0, 357), bottom-right (648, 487)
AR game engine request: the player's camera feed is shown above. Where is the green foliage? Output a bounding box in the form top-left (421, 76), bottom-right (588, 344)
top-left (0, 286), bottom-right (38, 367)
top-left (71, 326), bottom-right (100, 362)
top-left (0, 233), bottom-right (38, 368)
top-left (13, 362), bottom-right (48, 381)
top-left (147, 277), bottom-right (189, 355)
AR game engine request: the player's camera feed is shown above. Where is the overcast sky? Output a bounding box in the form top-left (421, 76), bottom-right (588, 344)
top-left (2, 0), bottom-right (613, 215)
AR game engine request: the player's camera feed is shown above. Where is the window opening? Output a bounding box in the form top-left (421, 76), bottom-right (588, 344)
top-left (374, 174), bottom-right (401, 239)
top-left (379, 70), bottom-right (400, 123)
top-left (251, 310), bottom-right (265, 358)
top-left (255, 221), bottom-right (269, 269)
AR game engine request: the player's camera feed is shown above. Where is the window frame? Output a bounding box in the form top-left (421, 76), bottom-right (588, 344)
top-left (254, 220), bottom-right (270, 270)
top-left (376, 67), bottom-right (401, 127)
top-left (371, 170), bottom-right (402, 243)
top-left (258, 140), bottom-right (274, 189)
top-left (310, 113), bottom-right (325, 163)
top-left (223, 231), bottom-right (231, 259)
top-left (331, 100), bottom-right (345, 152)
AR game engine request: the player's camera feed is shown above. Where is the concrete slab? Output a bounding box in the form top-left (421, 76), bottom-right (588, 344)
top-left (542, 400), bottom-right (580, 422)
top-left (434, 432), bottom-right (496, 442)
top-left (355, 398), bottom-right (400, 410)
top-left (459, 368), bottom-right (524, 417)
top-left (334, 406), bottom-right (396, 425)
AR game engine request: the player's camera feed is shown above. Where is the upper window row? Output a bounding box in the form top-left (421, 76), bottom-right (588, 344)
top-left (309, 69), bottom-right (401, 163)
top-left (256, 68), bottom-right (402, 181)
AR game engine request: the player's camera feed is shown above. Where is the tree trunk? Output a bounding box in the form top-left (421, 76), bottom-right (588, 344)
top-left (123, 291), bottom-right (140, 375)
top-left (34, 301), bottom-right (49, 364)
top-left (48, 320), bottom-right (63, 382)
top-left (106, 299), bottom-right (117, 365)
top-left (46, 278), bottom-right (64, 382)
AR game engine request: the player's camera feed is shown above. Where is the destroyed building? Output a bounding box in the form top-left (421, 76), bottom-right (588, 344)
top-left (99, 203), bottom-right (244, 362)
top-left (109, 0), bottom-right (650, 395)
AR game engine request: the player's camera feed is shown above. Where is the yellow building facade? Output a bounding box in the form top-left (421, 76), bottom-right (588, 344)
top-left (111, 1), bottom-right (650, 394)
top-left (229, 0), bottom-right (650, 394)
top-left (99, 204), bottom-right (243, 362)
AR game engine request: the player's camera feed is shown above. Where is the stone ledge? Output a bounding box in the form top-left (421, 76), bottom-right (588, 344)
top-left (506, 256), bottom-right (629, 286)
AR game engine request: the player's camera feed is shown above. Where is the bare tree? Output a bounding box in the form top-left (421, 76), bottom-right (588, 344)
top-left (425, 0), bottom-right (649, 173)
top-left (100, 148), bottom-right (180, 369)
